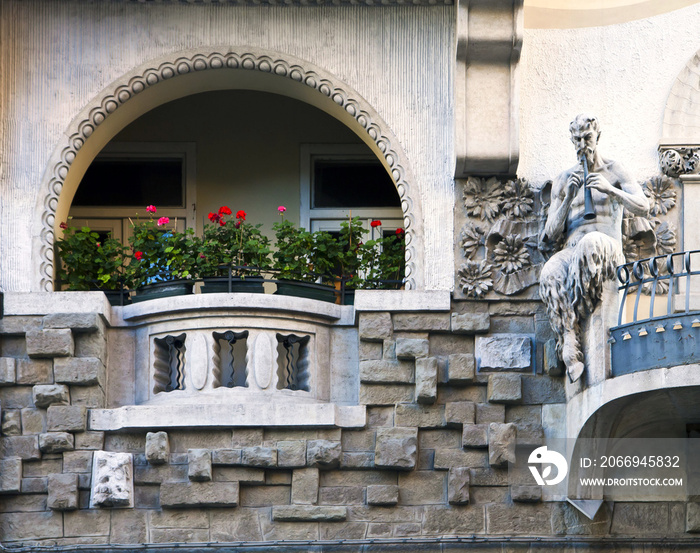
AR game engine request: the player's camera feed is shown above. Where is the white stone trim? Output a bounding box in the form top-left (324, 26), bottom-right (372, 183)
top-left (353, 289), bottom-right (451, 312)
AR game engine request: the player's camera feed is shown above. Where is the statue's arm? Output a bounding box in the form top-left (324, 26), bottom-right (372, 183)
top-left (542, 171), bottom-right (578, 244)
top-left (587, 162), bottom-right (649, 217)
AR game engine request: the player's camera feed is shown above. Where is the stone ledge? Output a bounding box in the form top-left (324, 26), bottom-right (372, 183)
top-left (89, 402), bottom-right (366, 431)
top-left (272, 505), bottom-right (347, 522)
top-left (354, 290), bottom-right (451, 312)
top-left (3, 292), bottom-right (112, 322)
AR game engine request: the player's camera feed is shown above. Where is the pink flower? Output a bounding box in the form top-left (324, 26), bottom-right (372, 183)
top-left (199, 254), bottom-right (206, 259)
top-left (96, 242), bottom-right (101, 248)
top-left (157, 217), bottom-right (170, 226)
top-left (59, 222), bottom-right (68, 230)
top-left (277, 206), bottom-right (286, 213)
top-left (146, 205), bottom-right (157, 213)
top-left (236, 210), bottom-right (246, 221)
top-left (371, 220), bottom-right (381, 228)
top-left (134, 251), bottom-right (143, 261)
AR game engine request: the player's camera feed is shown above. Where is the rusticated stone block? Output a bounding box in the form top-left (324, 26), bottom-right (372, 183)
top-left (0, 457), bottom-right (22, 493)
top-left (423, 506), bottom-right (485, 534)
top-left (359, 384), bottom-right (414, 406)
top-left (212, 448), bottom-right (242, 465)
top-left (451, 312), bottom-right (490, 334)
top-left (90, 451), bottom-right (134, 508)
top-left (0, 316), bottom-right (42, 335)
top-left (415, 357), bottom-right (438, 404)
top-left (476, 403), bottom-right (506, 424)
top-left (687, 502), bottom-right (700, 533)
top-left (487, 503), bottom-right (552, 534)
top-left (39, 432), bottom-right (74, 453)
top-left (446, 401), bottom-right (476, 426)
top-left (47, 405), bottom-right (86, 432)
top-left (511, 484), bottom-right (542, 503)
top-left (48, 473), bottom-right (79, 510)
top-left (359, 313), bottom-right (392, 342)
top-left (272, 505), bottom-right (347, 522)
top-left (395, 403), bottom-right (445, 429)
top-left (374, 427), bottom-right (417, 470)
top-left (241, 446), bottom-right (277, 467)
top-left (188, 449), bottom-right (212, 481)
top-left (63, 450), bottom-right (94, 473)
top-left (277, 441), bottom-right (306, 468)
top-left (359, 359), bottom-right (414, 384)
top-left (43, 313), bottom-right (101, 333)
top-left (292, 467), bottom-right (319, 504)
top-left (448, 467), bottom-right (470, 504)
top-left (21, 476), bottom-right (48, 493)
top-left (359, 341), bottom-right (382, 361)
top-left (487, 373), bottom-right (522, 404)
top-left (2, 410), bottom-right (21, 435)
top-left (307, 440), bottom-right (341, 469)
top-left (26, 329), bottom-right (74, 358)
top-left (340, 452), bottom-right (374, 469)
top-left (32, 384), bottom-right (70, 408)
top-left (160, 481), bottom-right (239, 508)
top-left (0, 435), bottom-right (40, 459)
top-left (367, 484), bottom-right (399, 506)
top-left (53, 357), bottom-right (105, 387)
top-left (521, 375), bottom-right (566, 404)
top-left (16, 359), bottom-right (53, 385)
top-left (543, 338), bottom-right (564, 376)
top-left (146, 431), bottom-right (170, 465)
top-left (21, 408), bottom-right (45, 435)
top-left (75, 431), bottom-right (104, 450)
top-left (395, 338), bottom-right (430, 360)
top-left (0, 357), bottom-right (16, 386)
top-left (488, 423), bottom-right (517, 466)
top-left (475, 334), bottom-right (531, 371)
top-left (447, 353), bottom-right (475, 383)
top-left (392, 313), bottom-right (450, 332)
top-left (462, 424), bottom-right (489, 448)
top-left (434, 449), bottom-right (488, 470)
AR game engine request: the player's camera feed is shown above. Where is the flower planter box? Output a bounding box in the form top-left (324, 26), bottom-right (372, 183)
top-left (200, 276), bottom-right (265, 294)
top-left (274, 280), bottom-right (337, 303)
top-left (132, 280), bottom-right (194, 303)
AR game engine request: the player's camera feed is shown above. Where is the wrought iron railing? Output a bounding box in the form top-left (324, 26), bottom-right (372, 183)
top-left (616, 250), bottom-right (700, 326)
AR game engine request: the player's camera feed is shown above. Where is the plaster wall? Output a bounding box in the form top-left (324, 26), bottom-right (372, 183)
top-left (519, 2), bottom-right (700, 186)
top-left (0, 0), bottom-right (454, 293)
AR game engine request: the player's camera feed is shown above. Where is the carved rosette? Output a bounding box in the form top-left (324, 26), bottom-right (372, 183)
top-left (457, 176), bottom-right (546, 298)
top-left (659, 147), bottom-right (700, 178)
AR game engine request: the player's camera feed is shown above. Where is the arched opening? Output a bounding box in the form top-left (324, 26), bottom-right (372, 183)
top-left (39, 49), bottom-right (423, 291)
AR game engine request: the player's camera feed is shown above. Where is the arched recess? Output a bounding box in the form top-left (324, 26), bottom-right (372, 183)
top-left (661, 47), bottom-right (700, 143)
top-left (35, 47), bottom-right (424, 292)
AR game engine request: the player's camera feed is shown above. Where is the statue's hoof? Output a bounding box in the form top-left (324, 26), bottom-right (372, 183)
top-left (568, 362), bottom-right (584, 383)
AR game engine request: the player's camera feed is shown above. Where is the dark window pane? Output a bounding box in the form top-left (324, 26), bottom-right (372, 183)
top-left (73, 158), bottom-right (184, 207)
top-left (313, 160), bottom-right (399, 208)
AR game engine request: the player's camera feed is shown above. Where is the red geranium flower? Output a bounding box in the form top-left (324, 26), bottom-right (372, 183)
top-left (219, 206), bottom-right (232, 216)
top-left (370, 220), bottom-right (382, 228)
top-left (59, 222), bottom-right (68, 230)
top-left (219, 219), bottom-right (226, 226)
top-left (134, 251), bottom-right (143, 261)
top-left (236, 210), bottom-right (246, 221)
top-left (208, 212), bottom-right (220, 223)
top-left (396, 228), bottom-right (405, 235)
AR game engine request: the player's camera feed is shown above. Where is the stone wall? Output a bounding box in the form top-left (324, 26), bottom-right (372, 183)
top-left (1, 296), bottom-right (698, 548)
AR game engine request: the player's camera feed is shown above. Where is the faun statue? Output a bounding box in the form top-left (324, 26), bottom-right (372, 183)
top-left (539, 114), bottom-right (649, 382)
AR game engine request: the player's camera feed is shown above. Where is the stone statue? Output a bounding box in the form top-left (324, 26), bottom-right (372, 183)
top-left (539, 114), bottom-right (649, 382)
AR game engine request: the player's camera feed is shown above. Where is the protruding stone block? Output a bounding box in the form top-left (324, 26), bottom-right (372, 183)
top-left (16, 359), bottom-right (53, 385)
top-left (359, 313), bottom-right (392, 342)
top-left (90, 451), bottom-right (134, 508)
top-left (0, 457), bottom-right (22, 493)
top-left (393, 313), bottom-right (450, 332)
top-left (212, 448), bottom-right (242, 465)
top-left (0, 435), bottom-right (40, 459)
top-left (0, 357), bottom-right (17, 385)
top-left (43, 313), bottom-right (101, 333)
top-left (241, 446), bottom-right (277, 467)
top-left (53, 357), bottom-right (105, 387)
top-left (448, 467), bottom-right (470, 504)
top-left (360, 360), bottom-right (414, 384)
top-left (39, 432), bottom-right (74, 453)
top-left (26, 329), bottom-right (74, 358)
top-left (446, 401), bottom-right (476, 426)
top-left (292, 467), bottom-right (319, 504)
top-left (47, 405), bottom-right (86, 432)
top-left (395, 403), bottom-right (445, 428)
top-left (447, 354), bottom-right (475, 383)
top-left (48, 473), bottom-right (79, 510)
top-left (367, 484), bottom-right (399, 506)
top-left (272, 505), bottom-right (347, 522)
top-left (160, 481), bottom-right (239, 508)
top-left (188, 449), bottom-right (212, 481)
top-left (451, 312), bottom-right (490, 334)
top-left (277, 440), bottom-right (306, 468)
top-left (476, 334), bottom-right (531, 371)
top-left (415, 357), bottom-right (438, 404)
top-left (33, 384), bottom-right (69, 408)
top-left (462, 424), bottom-right (489, 448)
top-left (395, 338), bottom-right (430, 360)
top-left (487, 374), bottom-right (522, 404)
top-left (146, 432), bottom-right (169, 465)
top-left (2, 410), bottom-right (21, 435)
top-left (306, 440), bottom-right (341, 469)
top-left (488, 423), bottom-right (517, 466)
top-left (375, 427), bottom-right (418, 470)
top-left (511, 484), bottom-right (541, 503)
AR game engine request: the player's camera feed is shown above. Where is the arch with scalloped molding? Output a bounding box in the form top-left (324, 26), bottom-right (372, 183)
top-left (35, 48), bottom-right (424, 291)
top-left (662, 48), bottom-right (700, 143)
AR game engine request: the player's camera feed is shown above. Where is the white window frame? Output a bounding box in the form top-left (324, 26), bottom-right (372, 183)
top-left (68, 142), bottom-right (197, 242)
top-left (300, 144), bottom-right (403, 237)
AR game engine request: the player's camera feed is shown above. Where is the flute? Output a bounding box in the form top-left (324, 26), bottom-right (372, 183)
top-left (581, 155), bottom-right (596, 220)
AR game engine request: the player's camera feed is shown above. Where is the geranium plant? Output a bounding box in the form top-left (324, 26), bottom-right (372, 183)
top-left (126, 207), bottom-right (196, 288)
top-left (336, 216), bottom-right (367, 288)
top-left (361, 225), bottom-right (406, 289)
top-left (56, 222), bottom-right (130, 291)
top-left (196, 206), bottom-right (272, 278)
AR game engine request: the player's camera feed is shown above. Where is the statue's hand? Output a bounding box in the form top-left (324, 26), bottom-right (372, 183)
top-left (565, 172), bottom-right (582, 200)
top-left (586, 173), bottom-right (615, 196)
